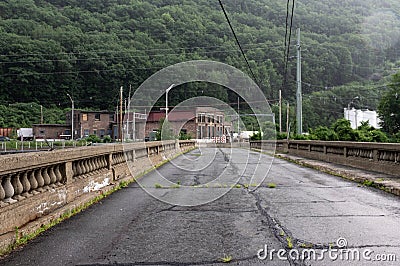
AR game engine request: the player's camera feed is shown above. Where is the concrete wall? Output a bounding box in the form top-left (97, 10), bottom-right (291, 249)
top-left (250, 140), bottom-right (400, 176)
top-left (0, 140), bottom-right (195, 250)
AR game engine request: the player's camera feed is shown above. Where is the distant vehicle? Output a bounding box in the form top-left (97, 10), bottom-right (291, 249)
top-left (17, 128), bottom-right (34, 141)
top-left (0, 136), bottom-right (10, 141)
top-left (148, 131), bottom-right (158, 141)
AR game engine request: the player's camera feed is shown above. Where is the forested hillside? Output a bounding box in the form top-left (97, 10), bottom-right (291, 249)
top-left (1, 0), bottom-right (400, 129)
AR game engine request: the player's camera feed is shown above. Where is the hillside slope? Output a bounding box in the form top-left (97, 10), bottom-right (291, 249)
top-left (0, 0), bottom-right (399, 112)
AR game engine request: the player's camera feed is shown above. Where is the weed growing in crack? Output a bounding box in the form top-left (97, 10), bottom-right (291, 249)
top-left (267, 183), bottom-right (277, 188)
top-left (155, 183), bottom-right (163, 188)
top-left (286, 237), bottom-right (293, 249)
top-left (220, 254), bottom-right (232, 263)
top-left (362, 180), bottom-right (374, 187)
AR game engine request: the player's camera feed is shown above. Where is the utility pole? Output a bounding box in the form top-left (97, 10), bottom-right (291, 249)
top-left (119, 86), bottom-right (123, 142)
top-left (279, 90), bottom-right (282, 133)
top-left (237, 97), bottom-right (240, 139)
top-left (66, 93), bottom-right (74, 140)
top-left (40, 105), bottom-right (43, 124)
top-left (296, 28), bottom-right (303, 135)
top-left (128, 84), bottom-right (132, 139)
top-left (286, 102), bottom-right (290, 134)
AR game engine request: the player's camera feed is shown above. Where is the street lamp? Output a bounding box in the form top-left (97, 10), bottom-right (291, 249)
top-left (66, 93), bottom-right (74, 140)
top-left (165, 84), bottom-right (175, 120)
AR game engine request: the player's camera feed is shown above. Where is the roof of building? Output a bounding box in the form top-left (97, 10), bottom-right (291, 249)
top-left (146, 111), bottom-right (196, 122)
top-left (32, 124), bottom-right (69, 127)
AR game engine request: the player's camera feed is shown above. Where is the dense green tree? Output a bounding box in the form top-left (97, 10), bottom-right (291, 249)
top-left (378, 72), bottom-right (400, 134)
top-left (0, 0), bottom-right (400, 129)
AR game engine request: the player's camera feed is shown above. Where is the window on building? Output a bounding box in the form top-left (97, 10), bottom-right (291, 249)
top-left (216, 115), bottom-right (223, 124)
top-left (95, 113), bottom-right (101, 121)
top-left (84, 129), bottom-right (89, 136)
top-left (93, 130), bottom-right (97, 136)
top-left (100, 129), bottom-right (105, 138)
top-left (109, 114), bottom-right (114, 122)
top-left (198, 113), bottom-right (205, 123)
top-left (40, 130), bottom-right (45, 135)
top-left (82, 113), bottom-right (88, 121)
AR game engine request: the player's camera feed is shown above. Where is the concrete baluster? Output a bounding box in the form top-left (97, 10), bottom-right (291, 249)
top-left (48, 166), bottom-right (57, 188)
top-left (95, 157), bottom-right (101, 172)
top-left (75, 161), bottom-right (83, 177)
top-left (28, 170), bottom-right (40, 194)
top-left (72, 162), bottom-right (77, 177)
top-left (0, 176), bottom-right (7, 207)
top-left (36, 168), bottom-right (45, 192)
top-left (42, 167), bottom-right (51, 190)
top-left (21, 171), bottom-right (32, 198)
top-left (84, 159), bottom-right (91, 175)
top-left (11, 173), bottom-right (24, 200)
top-left (3, 174), bottom-right (17, 203)
top-left (89, 158), bottom-right (95, 172)
top-left (102, 155), bottom-right (107, 168)
top-left (98, 156), bottom-right (103, 169)
top-left (95, 157), bottom-right (100, 171)
top-left (78, 160), bottom-right (85, 177)
top-left (54, 164), bottom-right (63, 185)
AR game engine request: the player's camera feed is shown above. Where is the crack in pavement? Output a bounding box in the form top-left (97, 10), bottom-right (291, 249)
top-left (158, 208), bottom-right (258, 214)
top-left (78, 255), bottom-right (258, 265)
top-left (250, 190), bottom-right (307, 266)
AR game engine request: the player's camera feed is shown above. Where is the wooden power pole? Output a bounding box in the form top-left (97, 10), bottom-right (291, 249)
top-left (119, 86), bottom-right (123, 141)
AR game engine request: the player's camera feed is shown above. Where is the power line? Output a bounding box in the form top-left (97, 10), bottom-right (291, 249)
top-left (218, 0), bottom-right (260, 87)
top-left (282, 0), bottom-right (296, 93)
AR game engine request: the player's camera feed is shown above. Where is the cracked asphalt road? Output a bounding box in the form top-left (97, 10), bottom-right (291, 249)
top-left (1, 148), bottom-right (399, 266)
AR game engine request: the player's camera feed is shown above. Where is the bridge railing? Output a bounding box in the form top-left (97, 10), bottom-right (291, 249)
top-left (0, 140), bottom-right (195, 249)
top-left (250, 140), bottom-right (400, 176)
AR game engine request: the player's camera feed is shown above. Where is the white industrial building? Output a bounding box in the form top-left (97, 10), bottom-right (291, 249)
top-left (344, 108), bottom-right (381, 129)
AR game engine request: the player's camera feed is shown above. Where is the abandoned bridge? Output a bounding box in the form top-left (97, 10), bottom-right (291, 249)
top-left (0, 140), bottom-right (399, 265)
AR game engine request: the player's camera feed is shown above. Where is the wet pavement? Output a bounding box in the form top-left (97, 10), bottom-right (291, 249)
top-left (1, 147), bottom-right (399, 265)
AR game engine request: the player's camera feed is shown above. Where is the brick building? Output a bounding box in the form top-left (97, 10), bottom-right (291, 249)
top-left (32, 124), bottom-right (70, 140)
top-left (142, 107), bottom-right (231, 140)
top-left (66, 110), bottom-right (115, 139)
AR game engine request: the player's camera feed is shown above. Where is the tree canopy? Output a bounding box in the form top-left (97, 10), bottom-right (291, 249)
top-left (1, 0), bottom-right (400, 130)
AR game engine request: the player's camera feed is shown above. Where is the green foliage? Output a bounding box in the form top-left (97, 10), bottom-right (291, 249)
top-left (156, 118), bottom-right (175, 141)
top-left (378, 72), bottom-right (400, 135)
top-left (0, 103), bottom-right (66, 128)
top-left (250, 131), bottom-right (261, 140)
top-left (179, 131), bottom-right (192, 140)
top-left (295, 119), bottom-right (390, 142)
top-left (331, 119), bottom-right (356, 141)
top-left (85, 134), bottom-right (101, 143)
top-left (102, 135), bottom-right (112, 143)
top-left (0, 0), bottom-right (399, 113)
top-left (309, 126), bottom-right (338, 141)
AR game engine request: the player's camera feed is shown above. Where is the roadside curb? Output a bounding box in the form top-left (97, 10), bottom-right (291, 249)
top-left (275, 153), bottom-right (400, 197)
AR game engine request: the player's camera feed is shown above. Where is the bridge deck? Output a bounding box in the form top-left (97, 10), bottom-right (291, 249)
top-left (1, 148), bottom-right (399, 265)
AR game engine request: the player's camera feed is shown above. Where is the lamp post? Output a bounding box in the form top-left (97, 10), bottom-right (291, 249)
top-left (165, 84), bottom-right (175, 121)
top-left (66, 93), bottom-right (74, 140)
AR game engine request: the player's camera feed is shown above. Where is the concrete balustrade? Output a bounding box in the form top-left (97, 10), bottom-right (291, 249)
top-left (0, 140), bottom-right (195, 251)
top-left (250, 140), bottom-right (400, 176)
